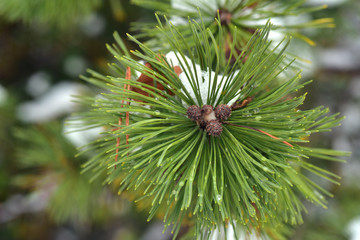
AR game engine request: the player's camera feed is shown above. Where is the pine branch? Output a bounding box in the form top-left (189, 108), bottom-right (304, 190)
top-left (131, 0), bottom-right (334, 54)
top-left (73, 17), bottom-right (349, 239)
top-left (13, 122), bottom-right (119, 223)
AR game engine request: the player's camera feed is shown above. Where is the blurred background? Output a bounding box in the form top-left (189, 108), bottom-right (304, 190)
top-left (0, 0), bottom-right (359, 239)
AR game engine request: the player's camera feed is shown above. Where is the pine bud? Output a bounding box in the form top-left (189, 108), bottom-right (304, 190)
top-left (198, 120), bottom-right (206, 128)
top-left (201, 104), bottom-right (213, 115)
top-left (215, 104), bottom-right (232, 121)
top-left (186, 105), bottom-right (202, 121)
top-left (206, 119), bottom-right (223, 137)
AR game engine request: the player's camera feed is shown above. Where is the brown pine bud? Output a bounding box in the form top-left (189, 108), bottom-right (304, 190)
top-left (186, 105), bottom-right (202, 121)
top-left (198, 119), bottom-right (206, 128)
top-left (201, 105), bottom-right (213, 115)
top-left (202, 104), bottom-right (217, 122)
top-left (206, 119), bottom-right (223, 137)
top-left (215, 104), bottom-right (232, 121)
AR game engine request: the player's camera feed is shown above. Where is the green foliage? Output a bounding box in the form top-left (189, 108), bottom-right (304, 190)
top-left (13, 122), bottom-right (120, 223)
top-left (0, 92), bottom-right (17, 201)
top-left (73, 18), bottom-right (349, 239)
top-left (131, 0), bottom-right (334, 51)
top-left (0, 0), bottom-right (101, 28)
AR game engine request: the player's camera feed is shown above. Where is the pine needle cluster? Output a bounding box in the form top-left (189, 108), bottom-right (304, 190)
top-left (13, 122), bottom-right (119, 223)
top-left (131, 0), bottom-right (334, 50)
top-left (0, 0), bottom-right (101, 28)
top-left (73, 15), bottom-right (349, 239)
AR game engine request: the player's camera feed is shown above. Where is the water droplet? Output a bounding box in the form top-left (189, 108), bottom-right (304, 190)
top-left (154, 110), bottom-right (160, 115)
top-left (216, 195), bottom-right (222, 201)
top-left (253, 108), bottom-right (260, 114)
top-left (255, 116), bottom-right (262, 121)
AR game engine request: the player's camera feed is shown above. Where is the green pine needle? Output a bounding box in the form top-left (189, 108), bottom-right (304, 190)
top-left (13, 122), bottom-right (119, 223)
top-left (73, 19), bottom-right (349, 239)
top-left (131, 0), bottom-right (334, 51)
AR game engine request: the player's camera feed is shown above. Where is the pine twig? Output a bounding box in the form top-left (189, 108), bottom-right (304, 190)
top-left (114, 67), bottom-right (131, 168)
top-left (225, 122), bottom-right (293, 147)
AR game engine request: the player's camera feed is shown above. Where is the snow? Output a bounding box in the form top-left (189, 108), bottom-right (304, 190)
top-left (209, 224), bottom-right (270, 240)
top-left (17, 81), bottom-right (86, 123)
top-left (63, 117), bottom-right (103, 148)
top-left (165, 51), bottom-right (238, 106)
top-left (171, 0), bottom-right (225, 12)
top-left (348, 216), bottom-right (360, 240)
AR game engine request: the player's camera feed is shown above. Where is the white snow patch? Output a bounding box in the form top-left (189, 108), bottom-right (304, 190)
top-left (210, 224), bottom-right (269, 240)
top-left (17, 82), bottom-right (86, 123)
top-left (171, 0), bottom-right (225, 12)
top-left (165, 51), bottom-right (238, 106)
top-left (63, 117), bottom-right (103, 148)
top-left (348, 216), bottom-right (360, 240)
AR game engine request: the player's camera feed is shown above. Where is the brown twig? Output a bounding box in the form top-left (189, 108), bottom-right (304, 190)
top-left (225, 122), bottom-right (293, 147)
top-left (115, 67), bottom-right (131, 168)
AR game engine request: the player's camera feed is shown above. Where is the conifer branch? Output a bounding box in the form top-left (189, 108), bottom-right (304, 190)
top-left (72, 17), bottom-right (349, 239)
